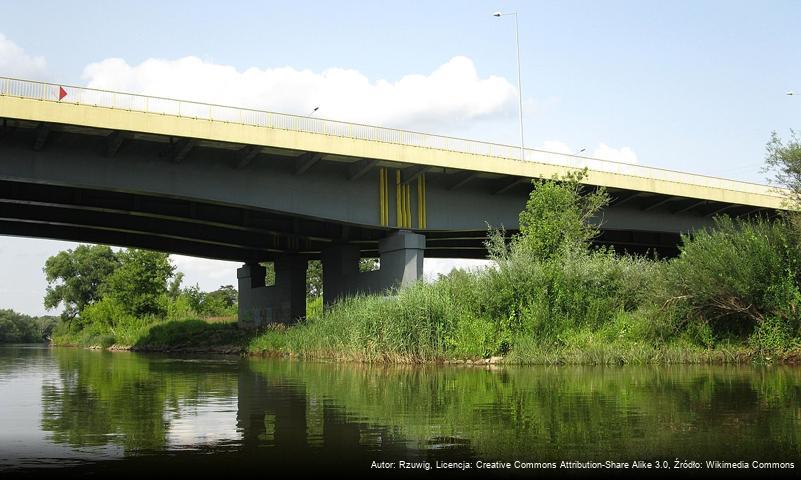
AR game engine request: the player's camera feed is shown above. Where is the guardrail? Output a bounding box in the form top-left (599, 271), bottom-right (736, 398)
top-left (0, 76), bottom-right (778, 197)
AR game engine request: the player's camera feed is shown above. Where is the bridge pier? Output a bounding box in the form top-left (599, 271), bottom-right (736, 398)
top-left (322, 230), bottom-right (425, 306)
top-left (237, 254), bottom-right (306, 328)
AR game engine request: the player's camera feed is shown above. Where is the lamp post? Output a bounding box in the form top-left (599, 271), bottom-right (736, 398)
top-left (493, 11), bottom-right (525, 161)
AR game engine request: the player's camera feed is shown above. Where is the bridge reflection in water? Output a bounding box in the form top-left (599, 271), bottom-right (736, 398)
top-left (1, 346), bottom-right (800, 474)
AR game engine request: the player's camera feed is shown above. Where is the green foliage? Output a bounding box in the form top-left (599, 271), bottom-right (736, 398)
top-left (79, 296), bottom-right (137, 329)
top-left (43, 244), bottom-right (119, 321)
top-left (749, 316), bottom-right (798, 355)
top-left (516, 169), bottom-right (608, 260)
top-left (100, 249), bottom-right (174, 318)
top-left (765, 130), bottom-right (801, 210)
top-left (183, 284), bottom-right (237, 317)
top-left (167, 271), bottom-right (184, 299)
top-left (0, 309), bottom-right (57, 343)
top-left (656, 216), bottom-right (801, 341)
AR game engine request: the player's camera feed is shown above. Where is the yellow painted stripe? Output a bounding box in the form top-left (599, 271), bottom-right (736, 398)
top-left (406, 184), bottom-right (412, 228)
top-left (420, 173), bottom-right (428, 228)
top-left (379, 168), bottom-right (385, 226)
top-left (396, 169), bottom-right (402, 228)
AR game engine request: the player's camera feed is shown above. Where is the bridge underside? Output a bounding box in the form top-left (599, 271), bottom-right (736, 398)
top-left (0, 178), bottom-right (686, 259)
top-left (0, 117), bottom-right (769, 261)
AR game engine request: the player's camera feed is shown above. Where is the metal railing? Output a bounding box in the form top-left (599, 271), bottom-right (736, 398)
top-left (0, 76), bottom-right (778, 197)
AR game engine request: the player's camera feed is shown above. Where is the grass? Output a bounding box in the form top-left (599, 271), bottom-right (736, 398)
top-left (52, 315), bottom-right (250, 353)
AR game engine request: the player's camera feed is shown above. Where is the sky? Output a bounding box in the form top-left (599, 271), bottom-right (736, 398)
top-left (1, 0), bottom-right (800, 315)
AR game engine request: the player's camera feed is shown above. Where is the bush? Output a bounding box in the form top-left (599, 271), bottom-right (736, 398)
top-left (656, 216), bottom-right (801, 341)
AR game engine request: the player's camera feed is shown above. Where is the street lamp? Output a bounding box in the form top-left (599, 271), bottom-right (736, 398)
top-left (493, 11), bottom-right (525, 161)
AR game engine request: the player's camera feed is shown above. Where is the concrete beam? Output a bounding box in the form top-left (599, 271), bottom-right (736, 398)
top-left (672, 199), bottom-right (707, 214)
top-left (641, 196), bottom-right (679, 212)
top-left (32, 123), bottom-right (50, 151)
top-left (706, 204), bottom-right (738, 217)
top-left (0, 219), bottom-right (268, 262)
top-left (105, 131), bottom-right (130, 158)
top-left (294, 152), bottom-right (323, 175)
top-left (0, 119), bottom-right (11, 140)
top-left (611, 191), bottom-right (643, 207)
top-left (235, 145), bottom-right (261, 169)
top-left (493, 176), bottom-right (525, 195)
top-left (449, 171), bottom-right (480, 191)
top-left (401, 165), bottom-right (428, 184)
top-left (164, 137), bottom-right (196, 163)
top-left (348, 158), bottom-right (379, 180)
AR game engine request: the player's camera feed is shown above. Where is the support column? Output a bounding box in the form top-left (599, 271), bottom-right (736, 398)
top-left (321, 230), bottom-right (425, 307)
top-left (237, 254), bottom-right (306, 328)
top-left (376, 229), bottom-right (425, 287)
top-left (321, 243), bottom-right (361, 306)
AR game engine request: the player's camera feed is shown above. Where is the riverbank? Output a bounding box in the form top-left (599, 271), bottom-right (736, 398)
top-left (50, 315), bottom-right (801, 365)
top-left (51, 316), bottom-right (249, 354)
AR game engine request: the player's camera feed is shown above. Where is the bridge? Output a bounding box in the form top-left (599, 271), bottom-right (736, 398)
top-left (0, 77), bottom-right (784, 325)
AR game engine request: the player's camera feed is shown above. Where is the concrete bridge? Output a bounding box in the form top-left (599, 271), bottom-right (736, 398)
top-left (0, 77), bottom-right (784, 325)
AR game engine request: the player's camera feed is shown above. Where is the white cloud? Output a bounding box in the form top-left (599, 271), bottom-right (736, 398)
top-left (171, 255), bottom-right (239, 290)
top-left (0, 33), bottom-right (47, 79)
top-left (423, 258), bottom-right (491, 281)
top-left (81, 55), bottom-right (517, 130)
top-left (592, 143), bottom-right (638, 164)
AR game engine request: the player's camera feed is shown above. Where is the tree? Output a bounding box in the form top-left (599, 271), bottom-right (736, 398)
top-left (43, 245), bottom-right (119, 321)
top-left (100, 249), bottom-right (175, 317)
top-left (765, 130), bottom-right (801, 210)
top-left (167, 272), bottom-right (184, 299)
top-left (516, 169), bottom-right (608, 260)
top-left (206, 285), bottom-right (237, 307)
top-left (0, 309), bottom-right (57, 342)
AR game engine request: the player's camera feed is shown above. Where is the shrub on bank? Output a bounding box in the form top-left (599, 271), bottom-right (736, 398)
top-left (653, 216), bottom-right (801, 352)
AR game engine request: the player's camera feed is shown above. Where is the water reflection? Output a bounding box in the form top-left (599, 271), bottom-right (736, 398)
top-left (0, 345), bottom-right (800, 474)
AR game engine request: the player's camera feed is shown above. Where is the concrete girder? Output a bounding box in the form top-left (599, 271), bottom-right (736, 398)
top-left (641, 196), bottom-right (680, 212)
top-left (493, 176), bottom-right (526, 195)
top-left (401, 165), bottom-right (429, 184)
top-left (348, 158), bottom-right (379, 180)
top-left (294, 152), bottom-right (323, 175)
top-left (235, 145), bottom-right (262, 169)
top-left (105, 131), bottom-right (131, 158)
top-left (164, 137), bottom-right (197, 163)
top-left (449, 171), bottom-right (480, 191)
top-left (32, 123), bottom-right (50, 151)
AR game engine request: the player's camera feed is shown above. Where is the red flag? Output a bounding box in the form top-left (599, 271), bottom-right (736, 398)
top-left (58, 86), bottom-right (67, 101)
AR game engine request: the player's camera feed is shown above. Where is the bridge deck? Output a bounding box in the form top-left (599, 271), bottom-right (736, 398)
top-left (0, 77), bottom-right (784, 210)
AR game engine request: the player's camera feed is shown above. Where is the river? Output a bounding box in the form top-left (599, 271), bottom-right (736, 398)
top-left (0, 344), bottom-right (799, 476)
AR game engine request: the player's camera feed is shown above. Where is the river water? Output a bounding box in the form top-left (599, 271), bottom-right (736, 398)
top-left (0, 345), bottom-right (799, 476)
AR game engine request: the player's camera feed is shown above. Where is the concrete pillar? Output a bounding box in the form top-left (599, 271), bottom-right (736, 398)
top-left (321, 230), bottom-right (425, 306)
top-left (237, 254), bottom-right (306, 328)
top-left (377, 229), bottom-right (426, 286)
top-left (321, 243), bottom-right (361, 306)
